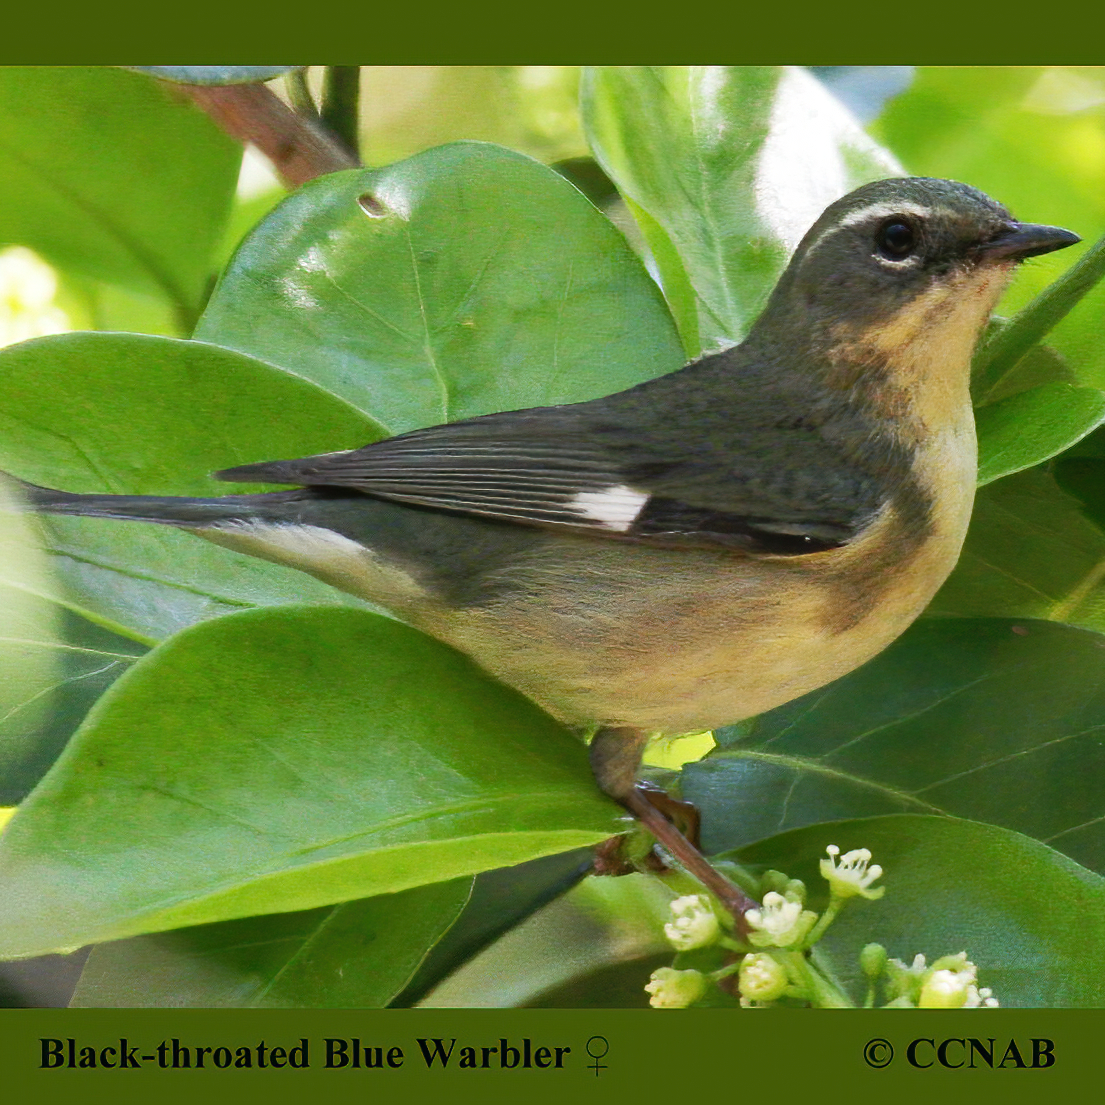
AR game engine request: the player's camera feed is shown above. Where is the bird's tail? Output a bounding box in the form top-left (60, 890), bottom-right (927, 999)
top-left (1, 474), bottom-right (300, 528)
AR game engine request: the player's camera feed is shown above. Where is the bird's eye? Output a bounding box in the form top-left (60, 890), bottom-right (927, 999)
top-left (877, 220), bottom-right (917, 260)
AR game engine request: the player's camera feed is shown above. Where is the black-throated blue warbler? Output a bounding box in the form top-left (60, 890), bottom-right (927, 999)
top-left (5, 177), bottom-right (1079, 898)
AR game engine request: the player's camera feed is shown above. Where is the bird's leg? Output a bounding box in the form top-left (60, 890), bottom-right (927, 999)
top-left (589, 726), bottom-right (759, 923)
top-left (588, 725), bottom-right (652, 801)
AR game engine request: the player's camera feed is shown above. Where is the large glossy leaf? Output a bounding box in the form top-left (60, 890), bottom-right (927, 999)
top-left (874, 67), bottom-right (1105, 389)
top-left (581, 66), bottom-right (902, 354)
top-left (70, 878), bottom-right (471, 1008)
top-left (0, 607), bottom-right (619, 958)
top-left (1053, 429), bottom-right (1105, 529)
top-left (931, 466), bottom-right (1105, 633)
top-left (975, 382), bottom-right (1105, 484)
top-left (197, 142), bottom-right (684, 435)
top-left (0, 332), bottom-right (384, 643)
top-left (0, 68), bottom-right (239, 319)
top-left (683, 618), bottom-right (1105, 874)
top-left (733, 816), bottom-right (1105, 1007)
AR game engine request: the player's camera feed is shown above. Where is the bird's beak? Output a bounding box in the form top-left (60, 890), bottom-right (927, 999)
top-left (977, 222), bottom-right (1081, 262)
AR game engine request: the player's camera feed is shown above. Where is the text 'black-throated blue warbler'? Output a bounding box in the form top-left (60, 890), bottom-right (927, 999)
top-left (8, 178), bottom-right (1080, 805)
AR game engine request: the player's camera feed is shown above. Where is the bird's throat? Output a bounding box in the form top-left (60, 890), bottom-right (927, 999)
top-left (825, 263), bottom-right (1013, 443)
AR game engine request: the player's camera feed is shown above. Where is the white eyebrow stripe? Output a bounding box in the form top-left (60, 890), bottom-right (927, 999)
top-left (803, 200), bottom-right (937, 259)
top-left (570, 485), bottom-right (649, 532)
top-left (836, 200), bottom-right (933, 230)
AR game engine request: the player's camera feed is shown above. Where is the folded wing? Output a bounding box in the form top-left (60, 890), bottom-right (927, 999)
top-left (216, 402), bottom-right (887, 556)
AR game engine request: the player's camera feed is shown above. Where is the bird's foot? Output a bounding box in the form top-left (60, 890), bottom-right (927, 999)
top-left (622, 784), bottom-right (758, 925)
top-left (591, 832), bottom-right (668, 877)
top-left (588, 726), bottom-right (758, 926)
top-left (636, 780), bottom-right (701, 849)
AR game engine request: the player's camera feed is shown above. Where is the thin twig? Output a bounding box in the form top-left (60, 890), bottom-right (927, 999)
top-left (179, 83), bottom-right (359, 189)
top-left (321, 66), bottom-right (361, 161)
top-left (624, 787), bottom-right (759, 930)
top-left (285, 68), bottom-right (317, 117)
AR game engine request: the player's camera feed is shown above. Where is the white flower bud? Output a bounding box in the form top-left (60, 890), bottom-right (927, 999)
top-left (885, 953), bottom-right (928, 1001)
top-left (738, 953), bottom-right (789, 1005)
top-left (918, 968), bottom-right (972, 1008)
top-left (663, 894), bottom-right (721, 951)
top-left (645, 967), bottom-right (708, 1008)
top-left (744, 891), bottom-right (818, 948)
top-left (964, 985), bottom-right (1000, 1008)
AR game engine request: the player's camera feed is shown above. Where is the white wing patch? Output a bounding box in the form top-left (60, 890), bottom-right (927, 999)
top-left (569, 484), bottom-right (648, 532)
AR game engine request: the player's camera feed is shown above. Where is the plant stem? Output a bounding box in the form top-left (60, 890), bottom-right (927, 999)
top-left (785, 951), bottom-right (854, 1008)
top-left (975, 231), bottom-right (1105, 389)
top-left (802, 895), bottom-right (844, 947)
top-left (286, 68), bottom-right (317, 117)
top-left (710, 960), bottom-right (743, 982)
top-left (321, 67), bottom-right (361, 161)
top-left (179, 83), bottom-right (359, 189)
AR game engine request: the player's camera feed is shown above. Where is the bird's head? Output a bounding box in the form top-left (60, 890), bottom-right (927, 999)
top-left (753, 177), bottom-right (1080, 412)
top-left (773, 176), bottom-right (1078, 327)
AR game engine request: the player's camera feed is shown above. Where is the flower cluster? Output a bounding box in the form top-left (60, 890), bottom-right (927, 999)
top-left (643, 842), bottom-right (997, 1010)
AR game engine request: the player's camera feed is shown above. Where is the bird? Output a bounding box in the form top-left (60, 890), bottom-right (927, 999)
top-left (5, 177), bottom-right (1079, 891)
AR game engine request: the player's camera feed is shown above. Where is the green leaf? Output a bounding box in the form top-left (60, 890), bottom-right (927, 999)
top-left (976, 382), bottom-right (1105, 484)
top-left (197, 142), bottom-right (685, 435)
top-left (127, 67), bottom-right (302, 86)
top-left (971, 339), bottom-right (1076, 406)
top-left (0, 332), bottom-right (385, 642)
top-left (0, 483), bottom-right (143, 804)
top-left (1054, 452), bottom-right (1105, 530)
top-left (0, 607), bottom-right (619, 958)
top-left (524, 953), bottom-right (667, 1008)
top-left (684, 618), bottom-right (1105, 874)
top-left (392, 848), bottom-right (593, 1006)
top-left (733, 816), bottom-right (1105, 1008)
top-left (0, 604), bottom-right (143, 805)
top-left (70, 878), bottom-right (471, 1008)
top-left (354, 68), bottom-right (589, 171)
top-left (58, 273), bottom-right (181, 338)
top-left (975, 234), bottom-right (1105, 390)
top-left (932, 466), bottom-right (1105, 633)
top-left (213, 187), bottom-right (286, 276)
top-left (581, 66), bottom-right (901, 353)
top-left (0, 68), bottom-right (239, 321)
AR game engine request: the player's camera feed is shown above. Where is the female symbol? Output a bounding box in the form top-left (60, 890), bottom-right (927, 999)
top-left (586, 1035), bottom-right (609, 1077)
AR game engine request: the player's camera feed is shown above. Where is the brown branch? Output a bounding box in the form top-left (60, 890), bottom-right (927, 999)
top-left (180, 83), bottom-right (359, 189)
